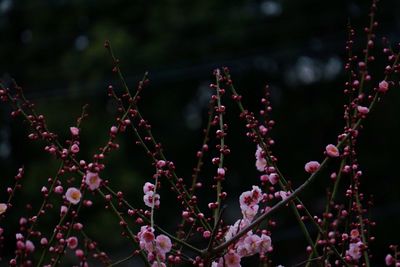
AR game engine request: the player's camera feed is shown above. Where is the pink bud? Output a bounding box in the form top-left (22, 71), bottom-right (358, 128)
top-left (110, 126), bottom-right (118, 134)
top-left (217, 167), bottom-right (225, 177)
top-left (203, 231), bottom-right (211, 239)
top-left (156, 160), bottom-right (166, 168)
top-left (70, 144), bottom-right (80, 154)
top-left (54, 186), bottom-right (63, 194)
top-left (326, 144), bottom-right (340, 157)
top-left (357, 105), bottom-right (369, 115)
top-left (75, 249), bottom-right (84, 258)
top-left (379, 80), bottom-right (389, 93)
top-left (25, 240), bottom-right (35, 253)
top-left (70, 127), bottom-right (79, 136)
top-left (386, 254), bottom-right (395, 266)
top-left (304, 161), bottom-right (320, 173)
top-left (40, 238), bottom-right (48, 245)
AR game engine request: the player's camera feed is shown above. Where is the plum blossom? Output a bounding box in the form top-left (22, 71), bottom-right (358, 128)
top-left (65, 187), bottom-right (82, 205)
top-left (357, 105), bottom-right (369, 115)
top-left (347, 241), bottom-right (363, 260)
top-left (385, 254), bottom-right (395, 266)
top-left (278, 190), bottom-right (290, 200)
top-left (222, 186), bottom-right (273, 265)
top-left (217, 250), bottom-right (241, 267)
top-left (379, 80), bottom-right (389, 93)
top-left (143, 182), bottom-right (155, 194)
top-left (85, 171), bottom-right (102, 191)
top-left (70, 127), bottom-right (79, 136)
top-left (70, 144), bottom-right (80, 154)
top-left (67, 236), bottom-right (78, 249)
top-left (304, 161), bottom-right (320, 173)
top-left (255, 145), bottom-right (267, 172)
top-left (25, 240), bottom-right (35, 253)
top-left (225, 219), bottom-right (250, 241)
top-left (143, 191), bottom-right (160, 208)
top-left (326, 144), bottom-right (339, 157)
top-left (259, 234), bottom-right (272, 253)
top-left (137, 226), bottom-right (171, 266)
top-left (268, 173), bottom-right (279, 184)
top-left (243, 234), bottom-right (261, 256)
top-left (155, 234), bottom-right (172, 255)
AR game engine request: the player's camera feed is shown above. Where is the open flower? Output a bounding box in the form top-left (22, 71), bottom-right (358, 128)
top-left (67, 236), bottom-right (78, 249)
top-left (326, 144), bottom-right (339, 157)
top-left (219, 250), bottom-right (241, 267)
top-left (347, 241), bottom-right (363, 260)
top-left (85, 171), bottom-right (101, 191)
top-left (143, 191), bottom-right (160, 208)
top-left (65, 187), bottom-right (82, 205)
top-left (155, 234), bottom-right (172, 255)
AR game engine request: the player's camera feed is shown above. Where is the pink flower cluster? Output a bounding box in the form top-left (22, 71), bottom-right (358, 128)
top-left (212, 186), bottom-right (272, 266)
top-left (255, 145), bottom-right (267, 172)
top-left (137, 226), bottom-right (172, 266)
top-left (346, 229), bottom-right (364, 261)
top-left (143, 182), bottom-right (160, 208)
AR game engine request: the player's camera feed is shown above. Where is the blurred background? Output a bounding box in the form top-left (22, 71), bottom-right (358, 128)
top-left (1, 0), bottom-right (400, 266)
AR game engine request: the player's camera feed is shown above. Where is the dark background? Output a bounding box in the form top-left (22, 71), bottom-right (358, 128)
top-left (1, 0), bottom-right (400, 266)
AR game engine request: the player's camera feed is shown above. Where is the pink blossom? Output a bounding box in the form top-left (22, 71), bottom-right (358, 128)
top-left (75, 249), bottom-right (84, 258)
top-left (241, 204), bottom-right (258, 221)
top-left (67, 236), bottom-right (78, 249)
top-left (70, 127), bottom-right (79, 136)
top-left (70, 144), bottom-right (80, 154)
top-left (304, 161), bottom-right (320, 173)
top-left (259, 234), bottom-right (272, 253)
top-left (239, 186), bottom-right (263, 208)
top-left (40, 238), bottom-right (48, 245)
top-left (203, 231), bottom-right (211, 239)
top-left (385, 254), bottom-right (395, 266)
top-left (350, 229), bottom-right (359, 239)
top-left (65, 187), bottom-right (82, 205)
top-left (217, 167), bottom-right (225, 177)
top-left (278, 191), bottom-right (290, 200)
top-left (110, 126), bottom-right (118, 134)
top-left (357, 105), bottom-right (369, 115)
top-left (155, 234), bottom-right (172, 255)
top-left (54, 186), bottom-right (63, 194)
top-left (85, 171), bottom-right (102, 191)
top-left (143, 191), bottom-right (160, 208)
top-left (25, 240), bottom-right (35, 253)
top-left (156, 160), bottom-right (166, 168)
top-left (219, 250), bottom-right (241, 267)
top-left (379, 80), bottom-right (389, 93)
top-left (60, 205), bottom-right (68, 215)
top-left (16, 233), bottom-right (23, 241)
top-left (0, 203), bottom-right (7, 215)
top-left (243, 234), bottom-right (261, 256)
top-left (143, 182), bottom-right (155, 194)
top-left (268, 173), bottom-right (279, 184)
top-left (326, 144), bottom-right (339, 157)
top-left (255, 145), bottom-right (267, 172)
top-left (347, 241), bottom-right (363, 260)
top-left (225, 220), bottom-right (249, 241)
top-left (259, 125), bottom-right (268, 135)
